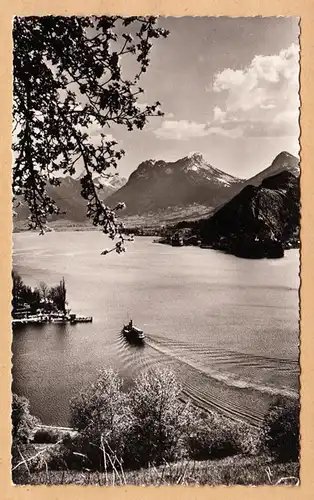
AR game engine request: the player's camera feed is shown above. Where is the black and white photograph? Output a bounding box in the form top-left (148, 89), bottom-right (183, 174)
top-left (11, 15), bottom-right (300, 486)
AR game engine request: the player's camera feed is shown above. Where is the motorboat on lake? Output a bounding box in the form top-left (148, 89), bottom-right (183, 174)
top-left (122, 320), bottom-right (145, 344)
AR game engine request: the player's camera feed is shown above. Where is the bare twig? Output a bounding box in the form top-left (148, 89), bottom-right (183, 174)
top-left (17, 446), bottom-right (31, 477)
top-left (100, 435), bottom-right (108, 484)
top-left (12, 439), bottom-right (63, 471)
top-left (265, 466), bottom-right (272, 483)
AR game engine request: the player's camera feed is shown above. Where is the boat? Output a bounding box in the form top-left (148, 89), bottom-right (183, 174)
top-left (51, 317), bottom-right (67, 324)
top-left (70, 316), bottom-right (93, 324)
top-left (122, 320), bottom-right (145, 344)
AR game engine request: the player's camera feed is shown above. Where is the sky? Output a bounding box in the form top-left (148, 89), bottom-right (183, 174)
top-left (92, 17), bottom-right (300, 180)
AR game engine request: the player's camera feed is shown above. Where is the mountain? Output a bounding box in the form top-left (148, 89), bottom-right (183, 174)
top-left (205, 151), bottom-right (300, 219)
top-left (13, 174), bottom-right (126, 228)
top-left (244, 151), bottom-right (299, 187)
top-left (78, 172), bottom-right (127, 193)
top-left (190, 166), bottom-right (300, 258)
top-left (13, 151), bottom-right (299, 235)
top-left (104, 153), bottom-right (243, 215)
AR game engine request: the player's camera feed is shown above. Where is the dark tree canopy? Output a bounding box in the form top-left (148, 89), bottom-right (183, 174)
top-left (13, 16), bottom-right (169, 251)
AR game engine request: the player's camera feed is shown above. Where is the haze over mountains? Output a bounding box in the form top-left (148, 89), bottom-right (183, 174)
top-left (13, 150), bottom-right (299, 229)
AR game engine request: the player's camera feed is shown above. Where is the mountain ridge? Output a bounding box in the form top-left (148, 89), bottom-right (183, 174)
top-left (13, 151), bottom-right (299, 230)
top-left (104, 152), bottom-right (243, 215)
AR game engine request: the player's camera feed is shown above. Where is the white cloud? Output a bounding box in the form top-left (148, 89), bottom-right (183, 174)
top-left (154, 119), bottom-right (242, 141)
top-left (154, 44), bottom-right (299, 142)
top-left (154, 120), bottom-right (208, 140)
top-left (78, 118), bottom-right (117, 146)
top-left (210, 43), bottom-right (299, 138)
top-left (205, 125), bottom-right (243, 139)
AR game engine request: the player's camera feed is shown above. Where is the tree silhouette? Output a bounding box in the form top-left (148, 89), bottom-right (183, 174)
top-left (13, 16), bottom-right (169, 251)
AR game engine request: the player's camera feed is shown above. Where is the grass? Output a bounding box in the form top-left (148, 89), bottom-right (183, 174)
top-left (13, 455), bottom-right (299, 486)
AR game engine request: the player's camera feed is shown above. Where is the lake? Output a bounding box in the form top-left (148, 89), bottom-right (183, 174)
top-left (12, 231), bottom-right (300, 427)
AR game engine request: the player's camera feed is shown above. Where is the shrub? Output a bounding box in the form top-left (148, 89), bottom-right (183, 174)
top-left (125, 368), bottom-right (194, 468)
top-left (186, 410), bottom-right (258, 460)
top-left (261, 396), bottom-right (299, 463)
top-left (33, 428), bottom-right (61, 444)
top-left (187, 412), bottom-right (238, 460)
top-left (12, 393), bottom-right (40, 444)
top-left (69, 368), bottom-right (133, 470)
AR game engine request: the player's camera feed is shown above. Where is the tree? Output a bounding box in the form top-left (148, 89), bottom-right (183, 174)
top-left (126, 368), bottom-right (193, 466)
top-left (39, 281), bottom-right (49, 301)
top-left (13, 16), bottom-right (169, 251)
top-left (12, 393), bottom-right (40, 444)
top-left (49, 277), bottom-right (67, 313)
top-left (12, 271), bottom-right (25, 310)
top-left (261, 396), bottom-right (299, 462)
top-left (69, 368), bottom-right (132, 468)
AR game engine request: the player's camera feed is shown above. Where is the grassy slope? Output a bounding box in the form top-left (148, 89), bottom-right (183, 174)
top-left (14, 455), bottom-right (299, 486)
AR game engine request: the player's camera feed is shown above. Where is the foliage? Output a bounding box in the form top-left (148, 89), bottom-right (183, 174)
top-left (125, 368), bottom-right (194, 467)
top-left (69, 368), bottom-right (194, 469)
top-left (12, 16), bottom-right (169, 251)
top-left (12, 393), bottom-right (40, 444)
top-left (33, 428), bottom-right (62, 444)
top-left (69, 368), bottom-right (133, 468)
top-left (12, 270), bottom-right (67, 315)
top-left (12, 372), bottom-right (299, 485)
top-left (186, 410), bottom-right (258, 460)
top-left (49, 277), bottom-right (67, 313)
top-left (261, 396), bottom-right (300, 463)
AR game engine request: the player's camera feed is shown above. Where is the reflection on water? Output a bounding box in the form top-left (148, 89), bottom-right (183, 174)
top-left (12, 232), bottom-right (299, 427)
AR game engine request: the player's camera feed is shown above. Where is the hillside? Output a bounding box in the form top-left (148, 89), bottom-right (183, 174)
top-left (182, 168), bottom-right (300, 258)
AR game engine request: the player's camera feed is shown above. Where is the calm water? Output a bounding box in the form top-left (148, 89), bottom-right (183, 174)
top-left (12, 231), bottom-right (300, 427)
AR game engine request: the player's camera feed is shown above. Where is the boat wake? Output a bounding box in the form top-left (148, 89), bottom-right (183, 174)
top-left (145, 333), bottom-right (299, 399)
top-left (112, 331), bottom-right (299, 428)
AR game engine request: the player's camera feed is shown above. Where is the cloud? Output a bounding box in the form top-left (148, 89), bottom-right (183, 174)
top-left (154, 119), bottom-right (242, 140)
top-left (78, 118), bottom-right (117, 146)
top-left (154, 120), bottom-right (209, 140)
top-left (209, 43), bottom-right (299, 138)
top-left (154, 44), bottom-right (299, 142)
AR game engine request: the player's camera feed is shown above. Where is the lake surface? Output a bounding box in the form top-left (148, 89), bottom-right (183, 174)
top-left (12, 231), bottom-right (300, 427)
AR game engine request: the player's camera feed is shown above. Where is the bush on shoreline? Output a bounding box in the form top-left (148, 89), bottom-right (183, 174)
top-left (69, 368), bottom-right (133, 470)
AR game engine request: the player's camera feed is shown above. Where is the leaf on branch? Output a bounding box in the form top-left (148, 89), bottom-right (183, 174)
top-left (12, 15), bottom-right (169, 241)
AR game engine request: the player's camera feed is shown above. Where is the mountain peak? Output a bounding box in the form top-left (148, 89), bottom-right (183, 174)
top-left (245, 150), bottom-right (299, 187)
top-left (186, 152), bottom-right (204, 161)
top-left (273, 151), bottom-right (298, 162)
top-left (271, 151), bottom-right (299, 176)
top-left (105, 152), bottom-right (242, 215)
